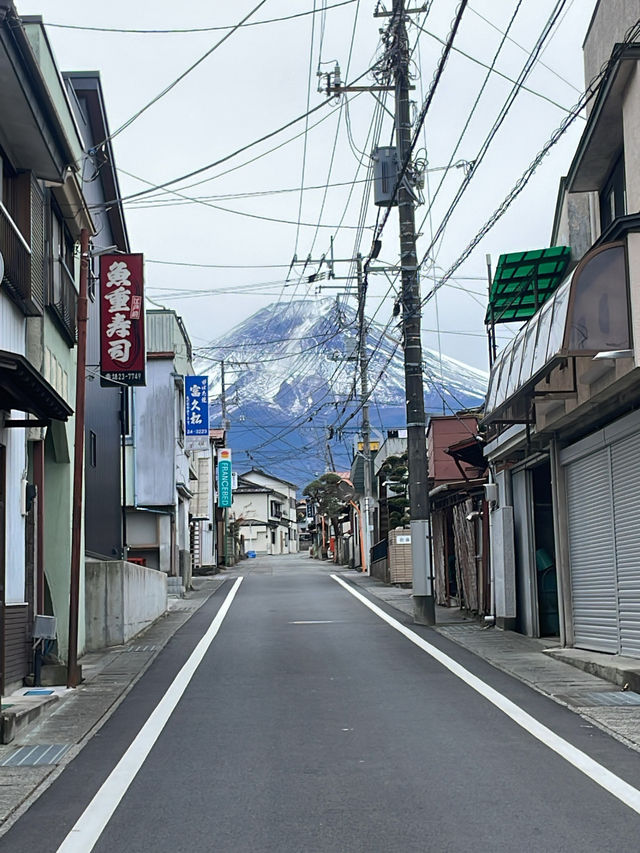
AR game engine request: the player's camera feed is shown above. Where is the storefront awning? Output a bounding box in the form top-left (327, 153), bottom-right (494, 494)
top-left (0, 350), bottom-right (73, 421)
top-left (483, 241), bottom-right (631, 426)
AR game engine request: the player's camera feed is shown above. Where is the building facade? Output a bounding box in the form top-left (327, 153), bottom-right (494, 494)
top-left (0, 5), bottom-right (95, 686)
top-left (484, 0), bottom-right (640, 654)
top-left (126, 310), bottom-right (196, 578)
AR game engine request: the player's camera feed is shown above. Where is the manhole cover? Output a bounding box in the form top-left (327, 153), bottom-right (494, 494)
top-left (1, 744), bottom-right (72, 767)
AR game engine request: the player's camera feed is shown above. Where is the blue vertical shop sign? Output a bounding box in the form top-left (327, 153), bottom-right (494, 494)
top-left (185, 376), bottom-right (209, 436)
top-left (218, 448), bottom-right (233, 508)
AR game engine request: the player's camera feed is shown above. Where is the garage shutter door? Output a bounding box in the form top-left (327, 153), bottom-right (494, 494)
top-left (611, 433), bottom-right (640, 656)
top-left (566, 448), bottom-right (619, 653)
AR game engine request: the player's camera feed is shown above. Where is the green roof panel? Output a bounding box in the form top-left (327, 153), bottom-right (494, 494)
top-left (485, 245), bottom-right (571, 324)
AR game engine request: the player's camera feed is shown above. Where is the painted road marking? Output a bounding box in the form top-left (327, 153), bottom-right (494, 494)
top-left (289, 620), bottom-right (336, 624)
top-left (331, 574), bottom-right (640, 816)
top-left (57, 577), bottom-right (243, 853)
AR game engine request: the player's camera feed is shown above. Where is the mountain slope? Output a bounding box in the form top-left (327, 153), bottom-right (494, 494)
top-left (198, 297), bottom-right (487, 486)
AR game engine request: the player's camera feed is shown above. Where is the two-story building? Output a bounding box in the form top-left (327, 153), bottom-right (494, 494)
top-left (483, 0), bottom-right (640, 655)
top-left (62, 70), bottom-right (131, 564)
top-left (126, 310), bottom-right (196, 579)
top-left (0, 4), bottom-right (96, 688)
top-left (232, 468), bottom-right (298, 556)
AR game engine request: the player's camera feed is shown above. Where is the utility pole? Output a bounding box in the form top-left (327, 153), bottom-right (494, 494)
top-left (393, 0), bottom-right (435, 625)
top-left (357, 254), bottom-right (372, 574)
top-left (220, 359), bottom-right (230, 565)
top-left (120, 385), bottom-right (128, 561)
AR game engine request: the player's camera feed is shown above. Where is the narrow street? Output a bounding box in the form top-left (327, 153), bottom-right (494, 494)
top-left (2, 555), bottom-right (640, 852)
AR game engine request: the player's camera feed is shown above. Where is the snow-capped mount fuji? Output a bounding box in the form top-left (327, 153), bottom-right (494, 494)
top-left (198, 297), bottom-right (487, 486)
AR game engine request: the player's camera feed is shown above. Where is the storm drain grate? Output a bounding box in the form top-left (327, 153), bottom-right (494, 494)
top-left (580, 691), bottom-right (640, 707)
top-left (125, 645), bottom-right (158, 653)
top-left (1, 744), bottom-right (72, 767)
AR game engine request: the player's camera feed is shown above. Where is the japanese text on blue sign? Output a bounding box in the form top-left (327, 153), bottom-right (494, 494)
top-left (185, 376), bottom-right (209, 436)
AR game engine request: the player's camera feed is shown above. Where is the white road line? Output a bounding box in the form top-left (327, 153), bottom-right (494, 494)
top-left (331, 573), bottom-right (640, 816)
top-left (57, 577), bottom-right (243, 853)
top-left (289, 620), bottom-right (336, 624)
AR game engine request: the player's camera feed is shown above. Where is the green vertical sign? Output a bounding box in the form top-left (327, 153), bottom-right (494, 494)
top-left (218, 450), bottom-right (233, 508)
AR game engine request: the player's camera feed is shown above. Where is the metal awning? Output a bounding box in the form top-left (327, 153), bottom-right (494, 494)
top-left (486, 246), bottom-right (571, 324)
top-left (0, 350), bottom-right (72, 421)
top-left (483, 240), bottom-right (632, 427)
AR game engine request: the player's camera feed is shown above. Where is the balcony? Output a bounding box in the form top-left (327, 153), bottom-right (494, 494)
top-left (47, 259), bottom-right (77, 346)
top-left (0, 201), bottom-right (42, 316)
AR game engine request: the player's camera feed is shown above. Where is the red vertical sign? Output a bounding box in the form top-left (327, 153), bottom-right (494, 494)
top-left (100, 253), bottom-right (146, 386)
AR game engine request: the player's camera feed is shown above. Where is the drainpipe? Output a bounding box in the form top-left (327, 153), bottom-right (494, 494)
top-left (349, 500), bottom-right (367, 573)
top-left (33, 439), bottom-right (45, 613)
top-left (67, 228), bottom-right (89, 689)
top-left (549, 436), bottom-right (571, 647)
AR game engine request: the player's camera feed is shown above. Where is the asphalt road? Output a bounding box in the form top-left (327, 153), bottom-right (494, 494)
top-left (3, 554), bottom-right (640, 852)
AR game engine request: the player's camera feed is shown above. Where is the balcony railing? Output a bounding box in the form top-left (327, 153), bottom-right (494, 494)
top-left (47, 260), bottom-right (78, 346)
top-left (0, 201), bottom-right (41, 316)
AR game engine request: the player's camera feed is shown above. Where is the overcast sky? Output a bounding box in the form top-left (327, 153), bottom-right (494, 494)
top-left (19, 0), bottom-right (597, 373)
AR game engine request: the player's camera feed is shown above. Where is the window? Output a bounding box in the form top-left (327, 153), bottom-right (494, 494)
top-left (566, 243), bottom-right (630, 353)
top-left (270, 500), bottom-right (282, 518)
top-left (88, 431), bottom-right (97, 468)
top-left (599, 154), bottom-right (626, 232)
top-left (0, 150), bottom-right (18, 220)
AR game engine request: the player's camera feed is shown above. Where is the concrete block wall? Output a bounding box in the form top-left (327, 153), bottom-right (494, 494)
top-left (85, 560), bottom-right (168, 652)
top-left (388, 528), bottom-right (413, 584)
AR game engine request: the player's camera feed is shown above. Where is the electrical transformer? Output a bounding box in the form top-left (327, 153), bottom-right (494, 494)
top-left (372, 146), bottom-right (400, 206)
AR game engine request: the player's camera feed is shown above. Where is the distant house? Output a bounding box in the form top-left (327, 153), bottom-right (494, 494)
top-left (427, 415), bottom-right (488, 614)
top-left (232, 468), bottom-right (298, 555)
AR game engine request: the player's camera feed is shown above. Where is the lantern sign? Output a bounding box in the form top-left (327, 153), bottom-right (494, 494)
top-left (185, 376), bottom-right (209, 436)
top-left (217, 448), bottom-right (233, 508)
top-left (100, 254), bottom-right (145, 387)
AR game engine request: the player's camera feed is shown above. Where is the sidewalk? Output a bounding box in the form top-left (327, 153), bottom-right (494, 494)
top-left (0, 576), bottom-right (226, 836)
top-left (344, 571), bottom-right (640, 754)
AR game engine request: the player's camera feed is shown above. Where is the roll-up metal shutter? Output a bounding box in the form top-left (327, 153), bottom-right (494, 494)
top-left (566, 448), bottom-right (619, 653)
top-left (611, 432), bottom-right (640, 657)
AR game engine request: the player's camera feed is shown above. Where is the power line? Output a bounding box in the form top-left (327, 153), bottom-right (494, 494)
top-left (419, 17), bottom-right (640, 311)
top-left (98, 64), bottom-right (377, 207)
top-left (100, 0), bottom-right (269, 145)
top-left (417, 0), bottom-right (570, 277)
top-left (124, 177), bottom-right (372, 207)
top-left (467, 2), bottom-right (582, 93)
top-left (45, 1), bottom-right (358, 34)
top-left (413, 19), bottom-right (579, 116)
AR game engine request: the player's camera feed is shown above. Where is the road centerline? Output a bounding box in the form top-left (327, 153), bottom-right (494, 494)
top-left (331, 573), bottom-right (640, 816)
top-left (56, 577), bottom-right (243, 853)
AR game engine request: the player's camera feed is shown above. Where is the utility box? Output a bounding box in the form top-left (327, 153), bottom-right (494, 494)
top-left (372, 146), bottom-right (400, 206)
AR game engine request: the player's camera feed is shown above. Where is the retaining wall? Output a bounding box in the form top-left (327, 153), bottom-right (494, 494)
top-left (85, 560), bottom-right (168, 651)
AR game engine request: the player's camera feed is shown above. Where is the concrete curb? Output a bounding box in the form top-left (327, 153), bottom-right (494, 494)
top-left (0, 577), bottom-right (226, 838)
top-left (341, 571), bottom-right (640, 755)
top-left (0, 695), bottom-right (59, 745)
